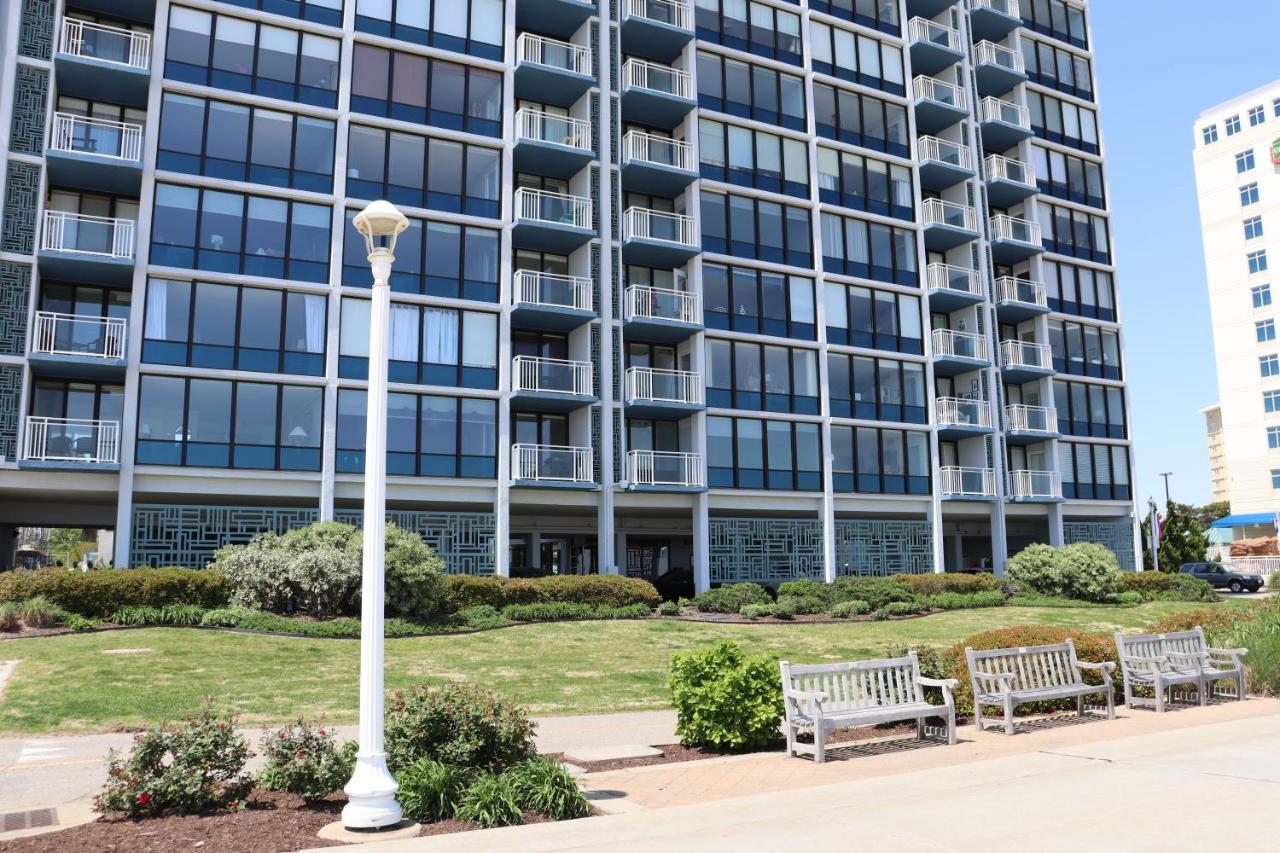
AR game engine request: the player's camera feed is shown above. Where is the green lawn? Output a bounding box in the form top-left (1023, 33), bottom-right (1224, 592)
top-left (0, 600), bottom-right (1250, 734)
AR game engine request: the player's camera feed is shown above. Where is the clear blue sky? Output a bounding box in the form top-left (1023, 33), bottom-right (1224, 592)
top-left (1091, 1), bottom-right (1276, 509)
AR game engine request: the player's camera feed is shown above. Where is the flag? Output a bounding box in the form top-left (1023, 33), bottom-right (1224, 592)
top-left (1150, 502), bottom-right (1163, 544)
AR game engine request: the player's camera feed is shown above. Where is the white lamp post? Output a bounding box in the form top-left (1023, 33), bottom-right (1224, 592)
top-left (342, 200), bottom-right (409, 830)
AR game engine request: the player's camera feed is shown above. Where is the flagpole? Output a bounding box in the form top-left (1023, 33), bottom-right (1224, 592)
top-left (1149, 499), bottom-right (1160, 573)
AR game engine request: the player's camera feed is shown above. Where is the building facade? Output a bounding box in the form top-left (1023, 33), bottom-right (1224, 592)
top-left (1195, 83), bottom-right (1280, 516)
top-left (0, 0), bottom-right (1138, 584)
top-left (1200, 403), bottom-right (1228, 504)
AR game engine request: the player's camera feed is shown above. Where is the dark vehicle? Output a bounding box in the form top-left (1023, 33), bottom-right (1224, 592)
top-left (1179, 562), bottom-right (1265, 593)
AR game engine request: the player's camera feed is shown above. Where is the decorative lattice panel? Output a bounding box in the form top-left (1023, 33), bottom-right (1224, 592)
top-left (0, 364), bottom-right (20, 462)
top-left (9, 64), bottom-right (49, 155)
top-left (834, 519), bottom-right (933, 576)
top-left (1063, 520), bottom-right (1136, 571)
top-left (590, 166), bottom-right (600, 231)
top-left (3, 161), bottom-right (40, 254)
top-left (334, 509), bottom-right (496, 576)
top-left (612, 334), bottom-right (621, 401)
top-left (131, 505), bottom-right (319, 567)
top-left (590, 405), bottom-right (602, 483)
top-left (590, 324), bottom-right (601, 397)
top-left (590, 244), bottom-right (601, 317)
top-left (612, 247), bottom-right (621, 318)
top-left (0, 262), bottom-right (31, 357)
top-left (19, 0), bottom-right (55, 60)
top-left (709, 517), bottom-right (825, 583)
top-left (612, 408), bottom-right (622, 483)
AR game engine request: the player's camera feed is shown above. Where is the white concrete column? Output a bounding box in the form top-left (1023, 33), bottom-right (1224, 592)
top-left (693, 492), bottom-right (710, 594)
top-left (594, 13), bottom-right (617, 575)
top-left (1047, 502), bottom-right (1065, 546)
top-left (927, 499), bottom-right (946, 573)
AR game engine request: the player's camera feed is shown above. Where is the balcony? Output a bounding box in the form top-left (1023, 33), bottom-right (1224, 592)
top-left (620, 59), bottom-right (695, 129)
top-left (624, 366), bottom-right (704, 418)
top-left (926, 263), bottom-right (985, 311)
top-left (969, 0), bottom-right (1021, 41)
top-left (624, 284), bottom-right (702, 343)
top-left (626, 450), bottom-right (705, 492)
top-left (989, 213), bottom-right (1043, 264)
top-left (515, 0), bottom-right (597, 40)
top-left (514, 33), bottom-right (594, 106)
top-left (28, 312), bottom-right (127, 379)
top-left (512, 188), bottom-right (594, 252)
top-left (931, 328), bottom-right (988, 375)
top-left (39, 210), bottom-right (135, 285)
top-left (1007, 469), bottom-right (1063, 502)
top-left (621, 131), bottom-right (696, 195)
top-left (907, 17), bottom-right (963, 75)
top-left (46, 113), bottom-right (143, 195)
top-left (56, 18), bottom-right (151, 108)
top-left (20, 416), bottom-right (120, 471)
top-left (622, 207), bottom-right (699, 266)
top-left (513, 108), bottom-right (594, 178)
top-left (935, 396), bottom-right (993, 440)
top-left (511, 270), bottom-right (595, 331)
top-left (510, 355), bottom-right (596, 411)
top-left (921, 198), bottom-right (979, 251)
top-left (994, 276), bottom-right (1049, 321)
top-left (999, 339), bottom-right (1054, 382)
top-left (983, 154), bottom-right (1036, 207)
top-left (1005, 404), bottom-right (1059, 444)
top-left (973, 40), bottom-right (1026, 95)
top-left (978, 96), bottom-right (1032, 151)
top-left (510, 444), bottom-right (596, 489)
top-left (917, 136), bottom-right (974, 191)
top-left (907, 0), bottom-right (959, 16)
top-left (912, 76), bottom-right (968, 134)
top-left (620, 0), bottom-right (694, 63)
top-left (939, 465), bottom-right (996, 500)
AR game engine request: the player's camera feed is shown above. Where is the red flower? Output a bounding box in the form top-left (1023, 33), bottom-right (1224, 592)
top-left (318, 729), bottom-right (325, 736)
top-left (137, 792), bottom-right (151, 806)
top-left (297, 751), bottom-right (306, 759)
top-left (279, 732), bottom-right (286, 740)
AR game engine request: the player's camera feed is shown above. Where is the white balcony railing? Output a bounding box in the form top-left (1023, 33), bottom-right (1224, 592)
top-left (1005, 404), bottom-right (1057, 433)
top-left (980, 95), bottom-right (1029, 128)
top-left (932, 328), bottom-right (988, 361)
top-left (625, 366), bottom-right (703, 406)
top-left (972, 0), bottom-right (1021, 18)
top-left (31, 311), bottom-right (127, 360)
top-left (513, 270), bottom-right (593, 313)
top-left (913, 75), bottom-right (967, 110)
top-left (1000, 339), bottom-right (1052, 370)
top-left (41, 210), bottom-right (135, 259)
top-left (985, 154), bottom-right (1034, 186)
top-left (940, 465), bottom-right (996, 497)
top-left (623, 207), bottom-right (698, 247)
top-left (623, 130), bottom-right (694, 172)
top-left (990, 213), bottom-right (1041, 245)
top-left (995, 276), bottom-right (1047, 308)
top-left (514, 187), bottom-right (592, 229)
top-left (23, 416), bottom-right (119, 464)
top-left (625, 284), bottom-right (700, 324)
top-left (926, 263), bottom-right (983, 297)
top-left (516, 108), bottom-right (592, 151)
top-left (515, 32), bottom-right (591, 76)
top-left (935, 397), bottom-right (991, 429)
top-left (907, 17), bottom-right (959, 51)
top-left (922, 198), bottom-right (978, 232)
top-left (623, 0), bottom-right (693, 31)
top-left (512, 355), bottom-right (593, 397)
top-left (511, 444), bottom-right (594, 484)
top-left (975, 40), bottom-right (1024, 73)
top-left (918, 135), bottom-right (973, 170)
top-left (50, 112), bottom-right (143, 162)
top-left (1009, 469), bottom-right (1061, 499)
top-left (628, 449), bottom-right (704, 488)
top-left (60, 18), bottom-right (151, 70)
top-left (622, 58), bottom-right (693, 100)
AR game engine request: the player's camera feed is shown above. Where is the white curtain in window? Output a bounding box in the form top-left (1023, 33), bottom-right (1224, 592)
top-left (423, 307), bottom-right (458, 364)
top-left (389, 303), bottom-right (419, 361)
top-left (145, 280), bottom-right (168, 339)
top-left (304, 294), bottom-right (325, 353)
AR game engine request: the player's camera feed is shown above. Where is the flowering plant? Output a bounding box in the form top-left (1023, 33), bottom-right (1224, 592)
top-left (258, 719), bottom-right (356, 801)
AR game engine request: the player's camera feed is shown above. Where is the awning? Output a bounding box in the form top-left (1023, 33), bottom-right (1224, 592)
top-left (1210, 512), bottom-right (1279, 529)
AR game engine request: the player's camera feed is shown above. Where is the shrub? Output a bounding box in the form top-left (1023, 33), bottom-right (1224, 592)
top-left (498, 578), bottom-right (543, 606)
top-left (0, 567), bottom-right (228, 618)
top-left (776, 580), bottom-right (832, 614)
top-left (65, 613), bottom-right (99, 631)
top-left (504, 757), bottom-right (589, 820)
top-left (775, 591), bottom-right (825, 615)
top-left (395, 758), bottom-right (472, 822)
top-left (1111, 591), bottom-right (1143, 606)
top-left (927, 591), bottom-right (1007, 610)
top-left (501, 602), bottom-right (594, 622)
top-left (873, 600), bottom-right (930, 620)
top-left (1006, 542), bottom-right (1122, 603)
top-left (1118, 571), bottom-right (1171, 596)
top-left (669, 641), bottom-right (782, 750)
top-left (1145, 605), bottom-right (1258, 637)
top-left (693, 582), bottom-right (771, 614)
top-left (258, 720), bottom-right (356, 801)
top-left (893, 572), bottom-right (1000, 596)
top-left (830, 576), bottom-right (915, 610)
top-left (18, 596), bottom-right (69, 628)
top-left (771, 599), bottom-right (797, 620)
top-left (1162, 573), bottom-right (1220, 602)
top-left (456, 605), bottom-right (507, 631)
top-left (656, 601), bottom-right (680, 616)
top-left (676, 596), bottom-right (694, 607)
top-left (160, 604), bottom-right (207, 625)
top-left (455, 772), bottom-right (522, 828)
top-left (110, 605), bottom-right (165, 626)
top-left (385, 683), bottom-right (536, 773)
top-left (378, 523), bottom-right (446, 620)
top-left (829, 599), bottom-right (870, 618)
top-left (1226, 602), bottom-right (1280, 695)
top-left (593, 603), bottom-right (651, 620)
top-left (200, 607), bottom-right (254, 627)
top-left (738, 603), bottom-right (774, 620)
top-left (441, 575), bottom-right (506, 612)
top-left (0, 601), bottom-right (19, 632)
top-left (97, 704), bottom-right (252, 816)
top-left (532, 575), bottom-right (661, 608)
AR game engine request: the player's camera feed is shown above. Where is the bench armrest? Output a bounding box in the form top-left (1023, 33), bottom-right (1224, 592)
top-left (783, 687), bottom-right (829, 712)
top-left (1075, 660), bottom-right (1116, 672)
top-left (972, 671), bottom-right (1016, 694)
top-left (917, 676), bottom-right (960, 690)
top-left (1208, 646), bottom-right (1248, 657)
top-left (1120, 654), bottom-right (1167, 671)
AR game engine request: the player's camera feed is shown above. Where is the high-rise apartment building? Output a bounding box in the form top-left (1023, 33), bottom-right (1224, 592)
top-left (1200, 403), bottom-right (1229, 504)
top-left (1195, 83), bottom-right (1280, 516)
top-left (0, 0), bottom-right (1138, 584)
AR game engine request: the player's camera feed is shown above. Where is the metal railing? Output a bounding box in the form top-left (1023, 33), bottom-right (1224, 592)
top-left (985, 153), bottom-right (1033, 186)
top-left (918, 135), bottom-right (973, 170)
top-left (516, 108), bottom-right (592, 151)
top-left (41, 210), bottom-right (135, 259)
top-left (628, 449), bottom-right (704, 488)
top-left (972, 0), bottom-right (1021, 17)
top-left (623, 0), bottom-right (693, 31)
top-left (514, 187), bottom-right (592, 229)
top-left (625, 284), bottom-right (700, 324)
top-left (995, 276), bottom-right (1047, 308)
top-left (511, 444), bottom-right (593, 484)
top-left (975, 40), bottom-right (1024, 73)
top-left (980, 95), bottom-right (1029, 128)
top-left (926, 263), bottom-right (983, 297)
top-left (23, 416), bottom-right (120, 464)
top-left (513, 270), bottom-right (593, 313)
top-left (60, 18), bottom-right (151, 70)
top-left (1005, 404), bottom-right (1056, 433)
top-left (31, 311), bottom-right (127, 360)
top-left (939, 466), bottom-right (996, 497)
top-left (512, 355), bottom-right (593, 396)
top-left (622, 58), bottom-right (693, 100)
top-left (50, 112), bottom-right (143, 162)
top-left (932, 328), bottom-right (988, 361)
top-left (623, 207), bottom-right (698, 247)
top-left (935, 397), bottom-right (991, 429)
top-left (907, 16), bottom-right (959, 51)
top-left (1000, 339), bottom-right (1052, 370)
top-left (1008, 469), bottom-right (1061, 499)
top-left (515, 32), bottom-right (591, 75)
top-left (913, 75), bottom-right (967, 110)
top-left (625, 366), bottom-right (702, 405)
top-left (990, 213), bottom-right (1041, 244)
top-left (922, 198), bottom-right (978, 232)
top-left (623, 130), bottom-right (694, 171)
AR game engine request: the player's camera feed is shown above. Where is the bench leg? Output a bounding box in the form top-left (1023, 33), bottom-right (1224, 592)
top-left (1105, 685), bottom-right (1115, 720)
top-left (1238, 670), bottom-right (1247, 701)
top-left (946, 708), bottom-right (957, 745)
top-left (1123, 677), bottom-right (1134, 709)
top-left (1076, 694), bottom-right (1084, 718)
top-left (973, 702), bottom-right (985, 734)
top-left (1198, 676), bottom-right (1207, 707)
top-left (1003, 695), bottom-right (1016, 736)
top-left (814, 724), bottom-right (826, 764)
top-left (785, 724), bottom-right (796, 759)
top-left (915, 717), bottom-right (926, 741)
top-left (1154, 681), bottom-right (1165, 713)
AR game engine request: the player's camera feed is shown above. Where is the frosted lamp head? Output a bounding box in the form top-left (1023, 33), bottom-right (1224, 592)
top-left (353, 199), bottom-right (409, 255)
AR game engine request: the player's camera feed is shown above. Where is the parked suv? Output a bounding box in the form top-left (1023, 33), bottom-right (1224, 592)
top-left (1179, 562), bottom-right (1265, 593)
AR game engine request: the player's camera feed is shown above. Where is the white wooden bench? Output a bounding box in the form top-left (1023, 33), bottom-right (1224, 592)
top-left (1115, 627), bottom-right (1248, 711)
top-left (965, 639), bottom-right (1115, 735)
top-left (780, 653), bottom-right (959, 763)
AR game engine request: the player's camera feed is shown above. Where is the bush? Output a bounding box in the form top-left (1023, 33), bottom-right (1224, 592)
top-left (65, 613), bottom-right (99, 631)
top-left (892, 572), bottom-right (1000, 596)
top-left (379, 524), bottom-right (446, 621)
top-left (1111, 591), bottom-right (1143, 605)
top-left (771, 599), bottom-right (797, 620)
top-left (1118, 571), bottom-right (1171, 596)
top-left (454, 772), bottom-right (522, 828)
top-left (161, 604), bottom-right (207, 625)
top-left (775, 593), bottom-right (823, 616)
top-left (656, 601), bottom-right (680, 616)
top-left (738, 603), bottom-right (774, 620)
top-left (0, 567), bottom-right (228, 618)
top-left (17, 596), bottom-right (68, 628)
top-left (200, 607), bottom-right (255, 627)
top-left (97, 704), bottom-right (252, 816)
top-left (441, 575), bottom-right (505, 612)
top-left (258, 720), bottom-right (356, 801)
top-left (385, 683), bottom-right (536, 773)
top-left (532, 575), bottom-right (661, 608)
top-left (669, 641), bottom-right (782, 750)
top-left (830, 576), bottom-right (916, 610)
top-left (829, 599), bottom-right (870, 618)
top-left (0, 601), bottom-right (19, 632)
top-left (1163, 573), bottom-right (1220, 602)
top-left (692, 582), bottom-right (771, 614)
top-left (456, 605), bottom-right (508, 630)
top-left (504, 757), bottom-right (589, 820)
top-left (593, 603), bottom-right (651, 620)
top-left (928, 591), bottom-right (1007, 610)
top-left (1145, 605), bottom-right (1258, 637)
top-left (498, 578), bottom-right (543, 606)
top-left (1006, 542), bottom-right (1122, 603)
top-left (873, 600), bottom-right (930, 620)
top-left (501, 602), bottom-right (594, 622)
top-left (776, 580), bottom-right (832, 614)
top-left (1226, 601), bottom-right (1280, 695)
top-left (395, 758), bottom-right (472, 822)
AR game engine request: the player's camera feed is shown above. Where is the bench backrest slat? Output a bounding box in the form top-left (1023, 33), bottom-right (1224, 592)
top-left (1115, 628), bottom-right (1208, 676)
top-left (780, 655), bottom-right (923, 718)
top-left (965, 641), bottom-right (1084, 692)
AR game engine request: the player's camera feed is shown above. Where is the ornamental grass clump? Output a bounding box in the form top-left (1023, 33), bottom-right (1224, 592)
top-left (669, 640), bottom-right (782, 750)
top-left (504, 756), bottom-right (589, 820)
top-left (258, 720), bottom-right (356, 801)
top-left (454, 772), bottom-right (522, 828)
top-left (17, 596), bottom-right (69, 628)
top-left (395, 758), bottom-right (472, 822)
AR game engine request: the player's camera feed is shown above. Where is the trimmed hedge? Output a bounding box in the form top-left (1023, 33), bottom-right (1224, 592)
top-left (0, 568), bottom-right (228, 618)
top-left (693, 582), bottom-right (771, 614)
top-left (1119, 571), bottom-right (1219, 603)
top-left (927, 591), bottom-right (1007, 610)
top-left (1145, 605), bottom-right (1258, 637)
top-left (442, 574), bottom-right (661, 613)
top-left (892, 572), bottom-right (1000, 597)
top-left (831, 576), bottom-right (918, 610)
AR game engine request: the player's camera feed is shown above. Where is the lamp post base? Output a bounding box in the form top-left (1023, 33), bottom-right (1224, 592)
top-left (341, 751), bottom-right (402, 829)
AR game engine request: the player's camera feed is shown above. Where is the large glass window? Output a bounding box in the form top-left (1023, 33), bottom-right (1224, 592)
top-left (698, 118), bottom-right (808, 198)
top-left (1037, 202), bottom-right (1110, 263)
top-left (705, 339), bottom-right (819, 414)
top-left (346, 125), bottom-right (500, 218)
top-left (824, 281), bottom-right (922, 355)
top-left (350, 45), bottom-right (502, 137)
top-left (701, 191), bottom-right (811, 268)
top-left (694, 0), bottom-right (803, 65)
top-left (354, 0), bottom-right (503, 60)
top-left (1026, 90), bottom-right (1100, 155)
top-left (819, 212), bottom-right (918, 286)
top-left (696, 51), bottom-right (806, 131)
top-left (809, 20), bottom-right (904, 96)
top-left (827, 353), bottom-right (926, 424)
top-left (342, 211), bottom-right (499, 302)
top-left (1059, 441), bottom-right (1128, 500)
top-left (809, 0), bottom-right (899, 35)
top-left (337, 298), bottom-right (497, 389)
top-left (702, 263), bottom-right (814, 340)
top-left (706, 415), bottom-right (822, 491)
top-left (1021, 0), bottom-right (1088, 49)
top-left (1022, 36), bottom-right (1092, 101)
top-left (830, 425), bottom-right (929, 494)
top-left (335, 388), bottom-right (496, 478)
